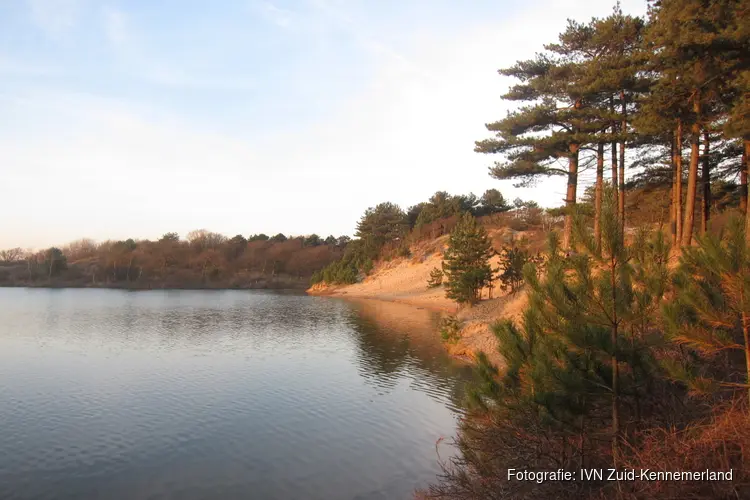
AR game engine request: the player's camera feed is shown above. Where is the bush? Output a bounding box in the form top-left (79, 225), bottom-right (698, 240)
top-left (439, 315), bottom-right (461, 344)
top-left (508, 217), bottom-right (528, 231)
top-left (310, 238), bottom-right (378, 285)
top-left (427, 267), bottom-right (443, 288)
top-left (362, 259), bottom-right (373, 275)
top-left (497, 246), bottom-right (528, 294)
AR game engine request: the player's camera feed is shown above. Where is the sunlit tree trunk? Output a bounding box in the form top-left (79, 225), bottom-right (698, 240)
top-left (563, 143), bottom-right (580, 250)
top-left (741, 147), bottom-right (748, 215)
top-left (669, 134), bottom-right (679, 246)
top-left (682, 95), bottom-right (701, 247)
top-left (745, 141), bottom-right (750, 247)
top-left (701, 131), bottom-right (711, 234)
top-left (618, 91), bottom-right (626, 234)
top-left (594, 142), bottom-right (604, 254)
top-left (675, 120), bottom-right (684, 244)
top-left (611, 97), bottom-right (619, 210)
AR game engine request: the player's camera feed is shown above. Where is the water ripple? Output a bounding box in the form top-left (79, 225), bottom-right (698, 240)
top-left (0, 288), bottom-right (470, 500)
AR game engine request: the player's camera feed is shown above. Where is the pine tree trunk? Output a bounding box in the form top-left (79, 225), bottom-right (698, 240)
top-left (741, 147), bottom-right (748, 215)
top-left (669, 134), bottom-right (680, 247)
top-left (594, 142), bottom-right (604, 254)
top-left (563, 143), bottom-right (580, 250)
top-left (681, 96), bottom-right (701, 247)
top-left (745, 141), bottom-right (750, 247)
top-left (610, 256), bottom-right (620, 459)
top-left (618, 91), bottom-right (626, 234)
top-left (701, 131), bottom-right (710, 234)
top-left (675, 121), bottom-right (684, 244)
top-left (610, 97), bottom-right (618, 209)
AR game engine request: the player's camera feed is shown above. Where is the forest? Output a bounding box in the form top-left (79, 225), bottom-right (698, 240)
top-left (0, 231), bottom-right (349, 289)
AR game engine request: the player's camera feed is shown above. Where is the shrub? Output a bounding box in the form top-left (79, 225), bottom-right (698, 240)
top-left (508, 217), bottom-right (528, 231)
top-left (497, 246), bottom-right (528, 294)
top-left (362, 259), bottom-right (374, 275)
top-left (427, 267), bottom-right (443, 288)
top-left (439, 315), bottom-right (461, 344)
top-left (310, 238), bottom-right (378, 285)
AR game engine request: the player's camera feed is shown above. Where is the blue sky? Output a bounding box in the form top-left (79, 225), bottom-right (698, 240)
top-left (0, 0), bottom-right (648, 249)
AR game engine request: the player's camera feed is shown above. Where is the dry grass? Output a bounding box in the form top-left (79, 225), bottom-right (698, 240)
top-left (616, 401), bottom-right (750, 500)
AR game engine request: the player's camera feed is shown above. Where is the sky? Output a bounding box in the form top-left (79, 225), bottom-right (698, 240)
top-left (0, 0), bottom-right (649, 249)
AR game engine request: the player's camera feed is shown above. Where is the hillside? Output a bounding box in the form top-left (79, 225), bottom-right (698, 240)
top-left (309, 225), bottom-right (544, 367)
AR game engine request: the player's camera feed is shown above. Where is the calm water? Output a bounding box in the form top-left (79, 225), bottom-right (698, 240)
top-left (0, 288), bottom-right (471, 500)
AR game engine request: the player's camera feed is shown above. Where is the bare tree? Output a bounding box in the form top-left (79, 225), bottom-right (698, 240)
top-left (0, 247), bottom-right (24, 262)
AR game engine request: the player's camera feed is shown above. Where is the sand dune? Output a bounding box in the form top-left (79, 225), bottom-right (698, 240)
top-left (308, 230), bottom-right (537, 367)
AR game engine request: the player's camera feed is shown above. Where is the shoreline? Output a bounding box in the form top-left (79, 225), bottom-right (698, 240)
top-left (308, 275), bottom-right (524, 369)
top-left (308, 285), bottom-right (458, 314)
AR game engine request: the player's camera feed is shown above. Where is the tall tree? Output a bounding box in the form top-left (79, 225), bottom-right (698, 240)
top-left (562, 7), bottom-right (646, 246)
top-left (701, 131), bottom-right (712, 234)
top-left (647, 0), bottom-right (744, 246)
top-left (476, 27), bottom-right (598, 248)
top-left (589, 6), bottom-right (646, 233)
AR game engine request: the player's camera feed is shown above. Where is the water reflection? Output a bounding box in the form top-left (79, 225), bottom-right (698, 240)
top-left (0, 288), bottom-right (468, 500)
top-left (344, 299), bottom-right (472, 411)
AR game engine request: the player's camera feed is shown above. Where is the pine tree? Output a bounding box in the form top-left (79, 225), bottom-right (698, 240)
top-left (497, 246), bottom-right (528, 294)
top-left (500, 192), bottom-right (664, 439)
top-left (355, 202), bottom-right (408, 249)
top-left (447, 194), bottom-right (668, 493)
top-left (663, 216), bottom-right (750, 400)
top-left (477, 188), bottom-right (511, 216)
top-left (645, 0), bottom-right (744, 246)
top-left (568, 6), bottom-right (646, 236)
top-left (475, 38), bottom-right (593, 249)
top-left (441, 213), bottom-right (494, 305)
top-left (722, 20), bottom-right (750, 242)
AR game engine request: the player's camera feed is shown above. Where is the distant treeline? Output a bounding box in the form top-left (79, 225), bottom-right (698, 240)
top-left (0, 231), bottom-right (348, 289)
top-left (0, 188), bottom-right (531, 290)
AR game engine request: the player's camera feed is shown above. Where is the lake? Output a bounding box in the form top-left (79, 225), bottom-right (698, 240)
top-left (0, 288), bottom-right (471, 500)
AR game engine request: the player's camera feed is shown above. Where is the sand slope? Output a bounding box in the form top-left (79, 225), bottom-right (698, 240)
top-left (308, 230), bottom-right (536, 367)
